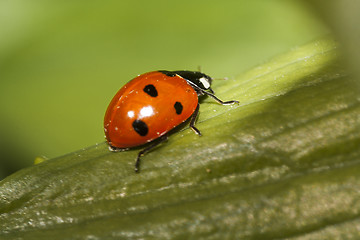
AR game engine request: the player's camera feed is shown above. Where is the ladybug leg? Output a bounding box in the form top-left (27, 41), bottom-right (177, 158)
top-left (135, 134), bottom-right (168, 173)
top-left (189, 103), bottom-right (202, 136)
top-left (208, 87), bottom-right (215, 94)
top-left (190, 84), bottom-right (239, 105)
top-left (202, 90), bottom-right (239, 105)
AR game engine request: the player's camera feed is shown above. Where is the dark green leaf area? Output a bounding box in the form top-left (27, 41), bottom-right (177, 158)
top-left (1, 38), bottom-right (360, 239)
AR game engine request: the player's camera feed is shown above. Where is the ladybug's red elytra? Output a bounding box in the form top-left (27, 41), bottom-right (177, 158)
top-left (104, 70), bottom-right (238, 172)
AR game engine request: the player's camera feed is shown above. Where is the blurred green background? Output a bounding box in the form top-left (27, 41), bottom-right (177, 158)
top-left (0, 1), bottom-right (336, 179)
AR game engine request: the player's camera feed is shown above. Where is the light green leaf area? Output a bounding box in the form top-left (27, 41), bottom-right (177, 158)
top-left (1, 38), bottom-right (360, 239)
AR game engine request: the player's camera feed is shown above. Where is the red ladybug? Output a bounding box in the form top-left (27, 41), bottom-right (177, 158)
top-left (104, 70), bottom-right (238, 172)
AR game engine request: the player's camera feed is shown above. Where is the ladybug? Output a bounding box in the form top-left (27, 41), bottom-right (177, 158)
top-left (104, 70), bottom-right (238, 172)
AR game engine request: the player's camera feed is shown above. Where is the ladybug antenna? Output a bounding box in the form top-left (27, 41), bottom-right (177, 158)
top-left (212, 76), bottom-right (229, 81)
top-left (197, 65), bottom-right (202, 72)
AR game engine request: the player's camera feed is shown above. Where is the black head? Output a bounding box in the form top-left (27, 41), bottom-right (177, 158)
top-left (159, 70), bottom-right (214, 93)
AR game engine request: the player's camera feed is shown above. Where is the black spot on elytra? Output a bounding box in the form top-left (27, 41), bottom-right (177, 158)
top-left (143, 84), bottom-right (158, 97)
top-left (132, 120), bottom-right (148, 136)
top-left (174, 102), bottom-right (183, 115)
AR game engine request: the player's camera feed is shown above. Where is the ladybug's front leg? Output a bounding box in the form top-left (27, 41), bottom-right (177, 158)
top-left (202, 90), bottom-right (239, 105)
top-left (191, 84), bottom-right (239, 105)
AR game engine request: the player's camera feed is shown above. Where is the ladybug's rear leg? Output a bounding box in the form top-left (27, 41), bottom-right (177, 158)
top-left (189, 103), bottom-right (201, 136)
top-left (135, 134), bottom-right (168, 173)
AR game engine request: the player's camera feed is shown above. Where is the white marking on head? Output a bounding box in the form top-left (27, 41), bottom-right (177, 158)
top-left (199, 77), bottom-right (210, 89)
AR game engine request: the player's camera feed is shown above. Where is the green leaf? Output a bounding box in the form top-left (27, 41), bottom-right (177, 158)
top-left (1, 37), bottom-right (360, 239)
